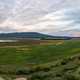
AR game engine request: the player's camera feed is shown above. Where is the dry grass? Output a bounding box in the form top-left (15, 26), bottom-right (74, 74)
top-left (16, 47), bottom-right (32, 52)
top-left (40, 40), bottom-right (64, 45)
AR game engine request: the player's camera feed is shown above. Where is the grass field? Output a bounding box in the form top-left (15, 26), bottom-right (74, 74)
top-left (0, 40), bottom-right (79, 64)
top-left (0, 40), bottom-right (80, 80)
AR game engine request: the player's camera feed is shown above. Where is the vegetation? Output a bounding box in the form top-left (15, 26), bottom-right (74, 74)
top-left (0, 40), bottom-right (79, 80)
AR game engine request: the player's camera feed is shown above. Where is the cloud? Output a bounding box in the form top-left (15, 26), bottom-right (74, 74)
top-left (0, 0), bottom-right (80, 36)
top-left (12, 0), bottom-right (65, 25)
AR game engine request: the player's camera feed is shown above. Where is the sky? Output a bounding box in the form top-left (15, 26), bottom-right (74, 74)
top-left (0, 0), bottom-right (80, 36)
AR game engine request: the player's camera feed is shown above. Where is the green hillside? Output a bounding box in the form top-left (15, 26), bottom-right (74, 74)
top-left (0, 40), bottom-right (79, 80)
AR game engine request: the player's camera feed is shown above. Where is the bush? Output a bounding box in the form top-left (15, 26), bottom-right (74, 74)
top-left (35, 66), bottom-right (50, 72)
top-left (61, 59), bottom-right (69, 65)
top-left (64, 74), bottom-right (79, 80)
top-left (16, 68), bottom-right (34, 75)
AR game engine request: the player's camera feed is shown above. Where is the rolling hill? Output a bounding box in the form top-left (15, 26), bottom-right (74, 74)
top-left (0, 32), bottom-right (71, 40)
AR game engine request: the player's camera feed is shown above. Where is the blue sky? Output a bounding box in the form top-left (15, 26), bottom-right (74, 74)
top-left (0, 0), bottom-right (80, 36)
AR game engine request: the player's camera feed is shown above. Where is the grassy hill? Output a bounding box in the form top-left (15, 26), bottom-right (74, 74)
top-left (0, 40), bottom-right (79, 80)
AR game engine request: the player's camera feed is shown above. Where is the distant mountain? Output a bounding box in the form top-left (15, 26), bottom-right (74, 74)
top-left (0, 32), bottom-right (72, 40)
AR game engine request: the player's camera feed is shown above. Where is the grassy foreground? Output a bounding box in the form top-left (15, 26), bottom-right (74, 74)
top-left (0, 40), bottom-right (79, 80)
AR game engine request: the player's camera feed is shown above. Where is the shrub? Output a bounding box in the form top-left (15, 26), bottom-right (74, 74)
top-left (16, 68), bottom-right (34, 75)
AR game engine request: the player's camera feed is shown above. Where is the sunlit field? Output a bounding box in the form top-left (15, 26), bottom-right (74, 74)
top-left (0, 40), bottom-right (80, 80)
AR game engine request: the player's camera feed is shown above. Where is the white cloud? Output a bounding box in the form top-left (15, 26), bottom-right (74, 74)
top-left (0, 0), bottom-right (80, 36)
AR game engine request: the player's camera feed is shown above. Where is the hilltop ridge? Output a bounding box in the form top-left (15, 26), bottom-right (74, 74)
top-left (0, 32), bottom-right (71, 40)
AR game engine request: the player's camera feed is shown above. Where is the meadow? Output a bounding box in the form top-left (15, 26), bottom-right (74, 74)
top-left (0, 40), bottom-right (79, 80)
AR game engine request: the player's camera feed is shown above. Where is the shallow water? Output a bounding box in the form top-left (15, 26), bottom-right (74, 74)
top-left (0, 40), bottom-right (17, 42)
